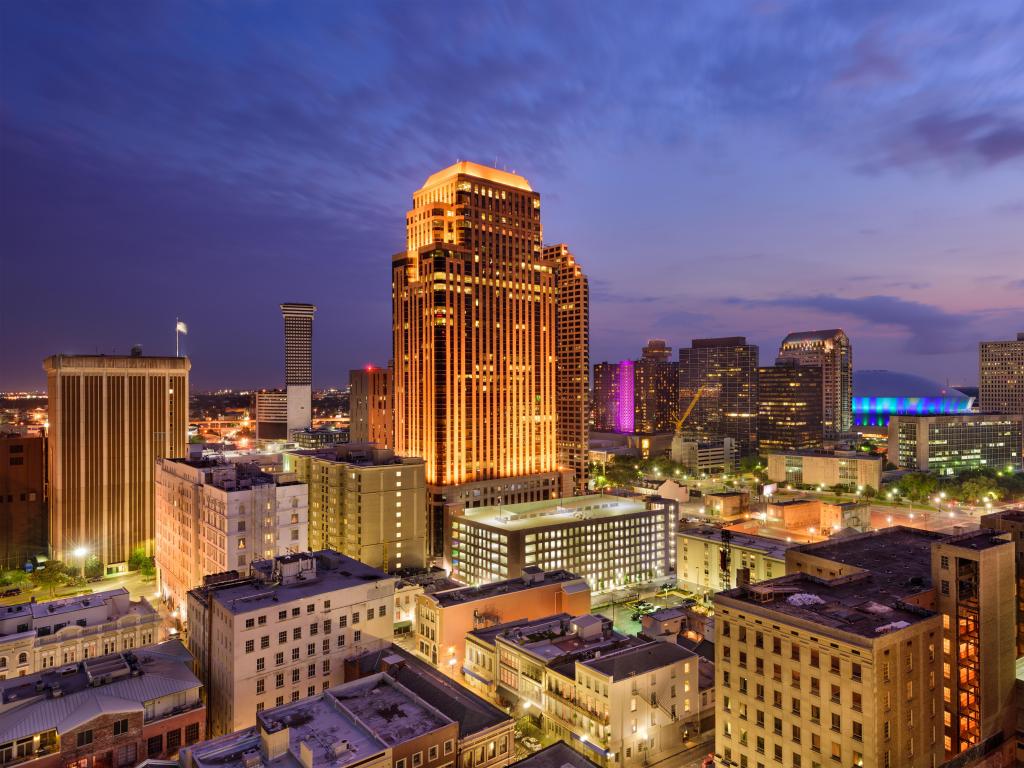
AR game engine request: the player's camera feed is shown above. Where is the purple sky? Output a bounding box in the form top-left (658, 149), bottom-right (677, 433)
top-left (2, 1), bottom-right (1022, 392)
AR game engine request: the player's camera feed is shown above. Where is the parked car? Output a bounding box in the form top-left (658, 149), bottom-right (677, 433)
top-left (0, 588), bottom-right (22, 598)
top-left (521, 737), bottom-right (541, 751)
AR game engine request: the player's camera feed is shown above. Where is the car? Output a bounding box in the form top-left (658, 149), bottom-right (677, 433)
top-left (1, 588), bottom-right (22, 598)
top-left (521, 737), bottom-right (541, 751)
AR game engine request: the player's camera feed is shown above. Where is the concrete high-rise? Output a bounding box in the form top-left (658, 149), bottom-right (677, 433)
top-left (349, 363), bottom-right (393, 448)
top-left (44, 352), bottom-right (189, 569)
top-left (547, 243), bottom-right (590, 494)
top-left (280, 302), bottom-right (316, 436)
top-left (392, 162), bottom-right (569, 555)
top-left (254, 389), bottom-right (288, 444)
top-left (678, 337), bottom-right (759, 454)
top-left (776, 329), bottom-right (852, 439)
top-left (757, 361), bottom-right (824, 452)
top-left (979, 332), bottom-right (1024, 414)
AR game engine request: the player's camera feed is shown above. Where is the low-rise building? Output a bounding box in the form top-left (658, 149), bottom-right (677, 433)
top-left (155, 453), bottom-right (309, 621)
top-left (888, 413), bottom-right (1024, 475)
top-left (676, 526), bottom-right (793, 594)
top-left (766, 449), bottom-right (883, 490)
top-left (702, 491), bottom-right (749, 520)
top-left (0, 588), bottom-right (161, 677)
top-left (285, 444), bottom-right (426, 571)
top-left (0, 640), bottom-right (203, 768)
top-left (508, 742), bottom-right (601, 768)
top-left (670, 437), bottom-right (736, 474)
top-left (462, 613), bottom-right (637, 705)
top-left (765, 498), bottom-right (841, 533)
top-left (415, 568), bottom-right (590, 675)
top-left (186, 551), bottom-right (396, 737)
top-left (551, 642), bottom-right (702, 767)
top-left (446, 494), bottom-right (676, 593)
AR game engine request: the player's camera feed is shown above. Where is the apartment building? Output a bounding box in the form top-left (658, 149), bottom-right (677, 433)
top-left (462, 613), bottom-right (636, 704)
top-left (715, 570), bottom-right (943, 768)
top-left (186, 551), bottom-right (396, 737)
top-left (713, 526), bottom-right (1017, 767)
top-left (349, 364), bottom-right (393, 448)
top-left (446, 494), bottom-right (677, 593)
top-left (766, 449), bottom-right (883, 490)
top-left (154, 453), bottom-right (309, 621)
top-left (0, 640), bottom-right (203, 768)
top-left (676, 526), bottom-right (793, 594)
top-left (285, 444), bottom-right (426, 572)
top-left (551, 643), bottom-right (701, 767)
top-left (888, 413), bottom-right (1023, 475)
top-left (0, 588), bottom-right (161, 677)
top-left (414, 568), bottom-right (590, 674)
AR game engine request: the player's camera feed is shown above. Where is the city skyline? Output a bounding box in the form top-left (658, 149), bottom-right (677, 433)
top-left (2, 2), bottom-right (1022, 391)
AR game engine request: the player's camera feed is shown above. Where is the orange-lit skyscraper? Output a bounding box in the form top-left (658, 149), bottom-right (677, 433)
top-left (547, 243), bottom-right (590, 495)
top-left (393, 162), bottom-right (569, 555)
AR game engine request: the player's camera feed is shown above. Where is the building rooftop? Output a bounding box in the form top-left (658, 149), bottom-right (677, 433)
top-left (853, 370), bottom-right (973, 402)
top-left (429, 569), bottom-right (587, 609)
top-left (791, 526), bottom-right (945, 589)
top-left (494, 614), bottom-right (624, 663)
top-left (421, 161), bottom-right (533, 192)
top-left (286, 443), bottom-right (421, 468)
top-left (983, 508), bottom-right (1024, 525)
top-left (190, 551), bottom-right (392, 615)
top-left (0, 641), bottom-right (200, 744)
top-left (509, 742), bottom-right (602, 768)
top-left (780, 329), bottom-right (846, 345)
top-left (717, 571), bottom-right (936, 639)
top-left (768, 450), bottom-right (882, 462)
top-left (939, 529), bottom-right (1011, 552)
top-left (678, 525), bottom-right (795, 561)
top-left (381, 647), bottom-right (512, 738)
top-left (0, 587), bottom-right (157, 635)
top-left (582, 641), bottom-right (694, 680)
top-left (453, 495), bottom-right (654, 532)
top-left (707, 491), bottom-right (746, 499)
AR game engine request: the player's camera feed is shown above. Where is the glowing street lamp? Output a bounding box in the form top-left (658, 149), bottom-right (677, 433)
top-left (72, 546), bottom-right (89, 579)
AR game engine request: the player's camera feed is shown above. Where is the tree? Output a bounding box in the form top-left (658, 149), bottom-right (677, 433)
top-left (32, 561), bottom-right (70, 598)
top-left (0, 570), bottom-right (30, 588)
top-left (129, 546), bottom-right (156, 579)
top-left (84, 556), bottom-right (104, 580)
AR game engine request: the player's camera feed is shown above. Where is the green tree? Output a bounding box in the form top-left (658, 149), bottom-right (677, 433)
top-left (32, 562), bottom-right (69, 598)
top-left (0, 570), bottom-right (30, 588)
top-left (84, 555), bottom-right (104, 580)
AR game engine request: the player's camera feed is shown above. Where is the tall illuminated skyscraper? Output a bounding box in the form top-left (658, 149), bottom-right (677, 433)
top-left (280, 302), bottom-right (316, 436)
top-left (777, 329), bottom-right (852, 439)
top-left (393, 162), bottom-right (569, 555)
top-left (44, 351), bottom-right (189, 568)
top-left (546, 243), bottom-right (590, 495)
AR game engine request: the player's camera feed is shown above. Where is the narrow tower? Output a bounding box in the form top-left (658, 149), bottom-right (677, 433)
top-left (280, 302), bottom-right (317, 436)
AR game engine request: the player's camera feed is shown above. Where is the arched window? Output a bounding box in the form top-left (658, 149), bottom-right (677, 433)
top-left (18, 652), bottom-right (28, 665)
top-left (0, 656), bottom-right (7, 669)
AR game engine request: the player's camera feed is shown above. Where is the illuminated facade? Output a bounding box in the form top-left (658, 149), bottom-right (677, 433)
top-left (254, 389), bottom-right (287, 444)
top-left (547, 244), bottom-right (590, 494)
top-left (776, 329), bottom-right (852, 439)
top-left (446, 494), bottom-right (677, 592)
top-left (592, 352), bottom-right (676, 436)
top-left (616, 361), bottom-right (635, 433)
top-left (44, 353), bottom-right (189, 568)
top-left (888, 413), bottom-right (1023, 475)
top-left (678, 337), bottom-right (759, 455)
top-left (979, 332), bottom-right (1024, 415)
top-left (349, 364), bottom-right (393, 448)
top-left (757, 362), bottom-right (823, 451)
top-left (280, 303), bottom-right (316, 437)
top-left (392, 162), bottom-right (560, 556)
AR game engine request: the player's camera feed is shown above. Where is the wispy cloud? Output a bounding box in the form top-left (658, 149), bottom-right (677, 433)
top-left (726, 294), bottom-right (976, 354)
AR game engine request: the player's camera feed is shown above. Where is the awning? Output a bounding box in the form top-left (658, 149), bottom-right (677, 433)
top-left (461, 666), bottom-right (492, 686)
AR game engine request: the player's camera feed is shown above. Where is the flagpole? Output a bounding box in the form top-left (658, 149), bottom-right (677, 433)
top-left (175, 317), bottom-right (180, 357)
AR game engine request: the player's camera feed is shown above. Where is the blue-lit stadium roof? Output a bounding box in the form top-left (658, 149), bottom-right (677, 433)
top-left (853, 370), bottom-right (974, 429)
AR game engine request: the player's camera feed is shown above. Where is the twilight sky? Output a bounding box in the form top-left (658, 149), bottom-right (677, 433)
top-left (2, 0), bottom-right (1022, 392)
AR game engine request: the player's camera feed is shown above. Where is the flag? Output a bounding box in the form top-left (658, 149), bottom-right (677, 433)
top-left (176, 320), bottom-right (188, 335)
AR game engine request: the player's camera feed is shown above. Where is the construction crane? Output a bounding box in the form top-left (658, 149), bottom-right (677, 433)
top-left (719, 529), bottom-right (733, 590)
top-left (674, 386), bottom-right (706, 437)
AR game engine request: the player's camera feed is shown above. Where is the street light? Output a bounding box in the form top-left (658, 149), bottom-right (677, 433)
top-left (73, 546), bottom-right (89, 579)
